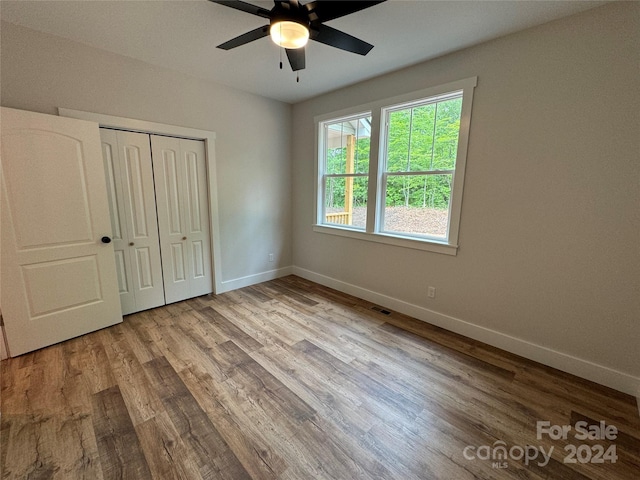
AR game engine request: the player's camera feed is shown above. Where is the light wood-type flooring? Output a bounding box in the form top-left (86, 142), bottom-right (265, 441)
top-left (1, 276), bottom-right (638, 479)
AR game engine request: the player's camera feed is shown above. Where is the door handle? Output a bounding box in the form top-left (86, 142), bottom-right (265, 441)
top-left (129, 242), bottom-right (135, 246)
top-left (101, 236), bottom-right (112, 244)
top-left (182, 236), bottom-right (187, 241)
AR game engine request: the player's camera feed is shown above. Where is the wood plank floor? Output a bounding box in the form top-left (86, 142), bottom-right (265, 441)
top-left (1, 276), bottom-right (638, 479)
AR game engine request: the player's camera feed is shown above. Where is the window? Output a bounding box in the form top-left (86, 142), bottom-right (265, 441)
top-left (320, 114), bottom-right (371, 229)
top-left (381, 92), bottom-right (462, 240)
top-left (315, 77), bottom-right (476, 255)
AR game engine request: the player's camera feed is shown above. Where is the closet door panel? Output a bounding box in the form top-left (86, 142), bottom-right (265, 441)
top-left (125, 145), bottom-right (151, 238)
top-left (152, 136), bottom-right (212, 304)
top-left (114, 250), bottom-right (130, 294)
top-left (100, 129), bottom-right (135, 314)
top-left (151, 137), bottom-right (191, 303)
top-left (118, 131), bottom-right (166, 312)
top-left (161, 149), bottom-right (184, 234)
top-left (100, 129), bottom-right (165, 314)
top-left (181, 139), bottom-right (213, 297)
top-left (170, 244), bottom-right (187, 281)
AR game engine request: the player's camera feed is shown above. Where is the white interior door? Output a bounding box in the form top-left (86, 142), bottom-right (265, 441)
top-left (151, 135), bottom-right (212, 304)
top-left (0, 107), bottom-right (122, 356)
top-left (99, 129), bottom-right (165, 315)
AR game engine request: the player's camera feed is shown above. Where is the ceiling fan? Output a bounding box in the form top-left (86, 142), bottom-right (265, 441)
top-left (209, 0), bottom-right (387, 72)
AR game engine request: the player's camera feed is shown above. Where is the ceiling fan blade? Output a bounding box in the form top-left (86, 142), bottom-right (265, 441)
top-left (312, 24), bottom-right (374, 56)
top-left (217, 25), bottom-right (270, 50)
top-left (286, 47), bottom-right (305, 71)
top-left (305, 1), bottom-right (386, 23)
top-left (208, 0), bottom-right (271, 19)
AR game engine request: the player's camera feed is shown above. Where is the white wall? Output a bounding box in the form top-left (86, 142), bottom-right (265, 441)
top-left (0, 21), bottom-right (293, 287)
top-left (291, 3), bottom-right (640, 394)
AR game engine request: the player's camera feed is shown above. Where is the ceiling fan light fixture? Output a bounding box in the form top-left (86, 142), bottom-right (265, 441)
top-left (270, 20), bottom-right (309, 49)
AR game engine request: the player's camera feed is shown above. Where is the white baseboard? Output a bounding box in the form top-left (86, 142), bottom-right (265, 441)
top-left (216, 266), bottom-right (293, 294)
top-left (292, 266), bottom-right (640, 397)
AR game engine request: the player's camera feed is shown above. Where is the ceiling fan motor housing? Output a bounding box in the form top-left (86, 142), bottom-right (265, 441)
top-left (270, 1), bottom-right (310, 29)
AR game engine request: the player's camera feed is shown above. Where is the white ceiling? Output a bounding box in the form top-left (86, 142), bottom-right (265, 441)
top-left (1, 0), bottom-right (607, 104)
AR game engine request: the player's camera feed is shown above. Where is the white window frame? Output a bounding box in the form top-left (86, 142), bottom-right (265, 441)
top-left (314, 77), bottom-right (477, 256)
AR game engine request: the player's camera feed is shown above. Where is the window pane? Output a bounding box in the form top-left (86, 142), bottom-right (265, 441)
top-left (386, 96), bottom-right (462, 173)
top-left (325, 117), bottom-right (371, 175)
top-left (324, 176), bottom-right (368, 229)
top-left (432, 97), bottom-right (462, 170)
top-left (383, 174), bottom-right (452, 238)
top-left (409, 104), bottom-right (436, 171)
top-left (386, 109), bottom-right (410, 172)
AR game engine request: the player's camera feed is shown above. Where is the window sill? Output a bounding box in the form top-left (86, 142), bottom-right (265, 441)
top-left (312, 225), bottom-right (458, 255)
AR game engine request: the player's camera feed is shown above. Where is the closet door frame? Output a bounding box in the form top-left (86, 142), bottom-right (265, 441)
top-left (60, 108), bottom-right (223, 294)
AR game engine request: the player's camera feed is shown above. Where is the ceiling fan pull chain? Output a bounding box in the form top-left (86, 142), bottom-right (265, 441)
top-left (279, 23), bottom-right (284, 70)
top-left (297, 72), bottom-right (300, 83)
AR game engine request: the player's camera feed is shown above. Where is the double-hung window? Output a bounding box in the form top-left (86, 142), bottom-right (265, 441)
top-left (315, 77), bottom-right (476, 255)
top-left (321, 114), bottom-right (372, 230)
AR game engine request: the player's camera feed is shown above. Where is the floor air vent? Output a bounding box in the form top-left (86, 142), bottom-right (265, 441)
top-left (371, 306), bottom-right (392, 315)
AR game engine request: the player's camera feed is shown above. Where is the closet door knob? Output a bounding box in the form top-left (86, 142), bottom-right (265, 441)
top-left (129, 242), bottom-right (135, 246)
top-left (101, 236), bottom-right (112, 244)
top-left (182, 236), bottom-right (187, 241)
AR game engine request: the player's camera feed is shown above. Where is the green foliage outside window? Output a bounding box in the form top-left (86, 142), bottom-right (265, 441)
top-left (325, 137), bottom-right (370, 209)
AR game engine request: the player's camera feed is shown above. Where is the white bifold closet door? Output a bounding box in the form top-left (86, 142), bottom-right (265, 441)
top-left (100, 129), bottom-right (165, 315)
top-left (151, 135), bottom-right (213, 304)
top-left (100, 129), bottom-right (213, 314)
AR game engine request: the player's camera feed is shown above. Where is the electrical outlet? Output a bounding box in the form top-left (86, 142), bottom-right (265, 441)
top-left (428, 286), bottom-right (436, 298)
top-left (269, 253), bottom-right (274, 262)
